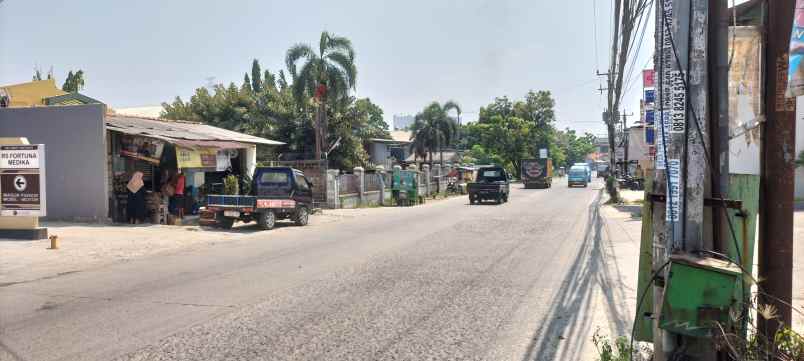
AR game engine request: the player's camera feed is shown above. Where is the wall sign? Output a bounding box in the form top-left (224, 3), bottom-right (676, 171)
top-left (0, 144), bottom-right (46, 217)
top-left (120, 135), bottom-right (165, 165)
top-left (176, 147), bottom-right (217, 169)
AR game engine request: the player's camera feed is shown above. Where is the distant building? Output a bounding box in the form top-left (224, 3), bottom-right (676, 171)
top-left (366, 130), bottom-right (412, 169)
top-left (393, 114), bottom-right (415, 130)
top-left (0, 79), bottom-right (101, 107)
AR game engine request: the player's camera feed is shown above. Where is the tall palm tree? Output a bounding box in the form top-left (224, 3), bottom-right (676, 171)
top-left (286, 31), bottom-right (357, 160)
top-left (409, 101), bottom-right (461, 166)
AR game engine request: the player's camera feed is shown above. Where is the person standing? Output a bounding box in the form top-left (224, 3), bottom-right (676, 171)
top-left (126, 171), bottom-right (146, 224)
top-left (174, 171), bottom-right (186, 218)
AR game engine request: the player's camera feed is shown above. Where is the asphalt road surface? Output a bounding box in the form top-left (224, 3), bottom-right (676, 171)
top-left (1, 178), bottom-right (624, 361)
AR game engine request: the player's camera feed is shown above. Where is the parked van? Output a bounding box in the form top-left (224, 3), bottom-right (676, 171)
top-left (572, 162), bottom-right (592, 183)
top-left (567, 165), bottom-right (590, 187)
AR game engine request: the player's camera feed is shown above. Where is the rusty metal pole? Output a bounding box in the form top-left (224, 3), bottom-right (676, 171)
top-left (708, 0), bottom-right (729, 254)
top-left (759, 0), bottom-right (795, 339)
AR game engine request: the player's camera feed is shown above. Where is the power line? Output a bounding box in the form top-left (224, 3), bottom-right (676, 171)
top-left (593, 0), bottom-right (601, 72)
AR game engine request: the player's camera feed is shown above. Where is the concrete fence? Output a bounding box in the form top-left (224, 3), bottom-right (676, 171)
top-left (324, 164), bottom-right (455, 209)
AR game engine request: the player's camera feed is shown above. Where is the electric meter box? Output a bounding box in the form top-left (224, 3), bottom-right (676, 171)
top-left (659, 254), bottom-right (742, 337)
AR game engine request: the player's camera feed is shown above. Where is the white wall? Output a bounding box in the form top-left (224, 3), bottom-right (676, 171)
top-left (370, 143), bottom-right (389, 164)
top-left (796, 97), bottom-right (804, 199)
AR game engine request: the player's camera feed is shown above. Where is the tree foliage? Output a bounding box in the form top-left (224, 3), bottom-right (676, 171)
top-left (162, 46), bottom-right (387, 171)
top-left (461, 90), bottom-right (594, 177)
top-left (62, 70), bottom-right (85, 92)
top-left (409, 101), bottom-right (460, 164)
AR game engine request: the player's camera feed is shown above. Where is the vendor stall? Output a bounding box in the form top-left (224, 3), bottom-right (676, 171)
top-left (106, 115), bottom-right (283, 224)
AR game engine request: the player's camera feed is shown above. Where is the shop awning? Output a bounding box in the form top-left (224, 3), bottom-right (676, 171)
top-left (106, 115), bottom-right (285, 146)
top-left (169, 139), bottom-right (251, 150)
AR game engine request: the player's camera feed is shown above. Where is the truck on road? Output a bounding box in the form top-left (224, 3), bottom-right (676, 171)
top-left (521, 158), bottom-right (553, 189)
top-left (467, 166), bottom-right (510, 205)
top-left (200, 167), bottom-right (314, 230)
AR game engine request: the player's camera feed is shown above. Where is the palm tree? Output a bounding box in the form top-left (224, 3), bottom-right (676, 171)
top-left (409, 101), bottom-right (461, 166)
top-left (286, 31), bottom-right (357, 160)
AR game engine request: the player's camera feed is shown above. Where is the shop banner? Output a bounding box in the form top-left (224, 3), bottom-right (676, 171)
top-left (645, 126), bottom-right (655, 145)
top-left (216, 150), bottom-right (232, 171)
top-left (0, 144), bottom-right (46, 217)
top-left (788, 0), bottom-right (804, 97)
top-left (120, 135), bottom-right (164, 165)
top-left (643, 69), bottom-right (656, 88)
top-left (645, 110), bottom-right (655, 125)
top-left (176, 147), bottom-right (217, 169)
top-left (644, 89), bottom-right (656, 104)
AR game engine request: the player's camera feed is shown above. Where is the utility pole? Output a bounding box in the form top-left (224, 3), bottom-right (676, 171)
top-left (759, 0), bottom-right (795, 339)
top-left (653, 0), bottom-right (713, 358)
top-left (708, 0), bottom-right (730, 255)
top-left (620, 111), bottom-right (634, 176)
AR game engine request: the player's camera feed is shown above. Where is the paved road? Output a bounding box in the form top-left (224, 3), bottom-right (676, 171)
top-left (1, 178), bottom-right (630, 361)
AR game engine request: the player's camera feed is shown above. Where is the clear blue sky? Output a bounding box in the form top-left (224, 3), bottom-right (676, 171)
top-left (0, 0), bottom-right (653, 136)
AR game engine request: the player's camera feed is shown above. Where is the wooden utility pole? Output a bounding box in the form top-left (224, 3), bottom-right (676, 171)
top-left (759, 0), bottom-right (795, 339)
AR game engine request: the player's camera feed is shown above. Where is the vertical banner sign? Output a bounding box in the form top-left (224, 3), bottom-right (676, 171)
top-left (659, 0), bottom-right (675, 112)
top-left (643, 69), bottom-right (656, 88)
top-left (787, 0), bottom-right (804, 97)
top-left (0, 144), bottom-right (47, 217)
top-left (666, 158), bottom-right (681, 222)
top-left (669, 70), bottom-right (687, 133)
top-left (644, 89), bottom-right (656, 104)
top-left (539, 148), bottom-right (548, 159)
top-left (655, 111), bottom-right (671, 169)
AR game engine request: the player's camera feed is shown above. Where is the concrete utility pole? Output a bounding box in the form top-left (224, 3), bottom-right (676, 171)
top-left (653, 0), bottom-right (713, 358)
top-left (620, 111), bottom-right (634, 176)
top-left (759, 0), bottom-right (795, 339)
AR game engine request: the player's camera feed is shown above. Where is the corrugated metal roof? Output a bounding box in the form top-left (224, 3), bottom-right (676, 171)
top-left (106, 115), bottom-right (284, 146)
top-left (390, 130), bottom-right (413, 142)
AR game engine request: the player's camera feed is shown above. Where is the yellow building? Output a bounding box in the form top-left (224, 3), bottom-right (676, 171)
top-left (0, 79), bottom-right (100, 107)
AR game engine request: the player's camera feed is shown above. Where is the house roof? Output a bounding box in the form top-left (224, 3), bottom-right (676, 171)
top-left (369, 130), bottom-right (413, 144)
top-left (730, 0), bottom-right (762, 26)
top-left (405, 150), bottom-right (460, 162)
top-left (43, 92), bottom-right (102, 106)
top-left (390, 130), bottom-right (413, 142)
top-left (1, 79), bottom-right (67, 107)
top-left (106, 115), bottom-right (284, 146)
top-left (0, 79), bottom-right (102, 107)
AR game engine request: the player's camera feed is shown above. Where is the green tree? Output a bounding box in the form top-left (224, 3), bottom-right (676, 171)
top-left (409, 101), bottom-right (461, 165)
top-left (555, 128), bottom-right (596, 168)
top-left (285, 31), bottom-right (357, 160)
top-left (62, 70), bottom-right (85, 92)
top-left (463, 114), bottom-right (533, 177)
top-left (251, 59), bottom-right (263, 93)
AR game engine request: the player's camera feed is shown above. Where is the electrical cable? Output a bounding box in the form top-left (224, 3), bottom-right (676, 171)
top-left (658, 0), bottom-right (744, 270)
top-left (630, 260), bottom-right (672, 361)
top-left (620, 0), bottom-right (655, 98)
top-left (594, 0), bottom-right (601, 72)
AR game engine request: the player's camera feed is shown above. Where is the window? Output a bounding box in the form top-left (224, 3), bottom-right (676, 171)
top-left (260, 171), bottom-right (290, 184)
top-left (295, 173), bottom-right (310, 191)
top-left (482, 170), bottom-right (502, 178)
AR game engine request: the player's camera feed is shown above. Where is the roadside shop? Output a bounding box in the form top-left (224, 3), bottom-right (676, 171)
top-left (106, 115), bottom-right (283, 224)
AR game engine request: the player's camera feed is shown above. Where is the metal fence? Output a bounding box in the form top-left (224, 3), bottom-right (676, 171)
top-left (365, 173), bottom-right (382, 192)
top-left (338, 173), bottom-right (360, 195)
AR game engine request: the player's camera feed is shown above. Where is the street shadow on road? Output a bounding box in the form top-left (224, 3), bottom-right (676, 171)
top-left (520, 190), bottom-right (633, 361)
top-left (201, 222), bottom-right (296, 234)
